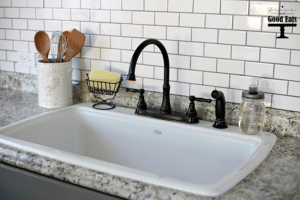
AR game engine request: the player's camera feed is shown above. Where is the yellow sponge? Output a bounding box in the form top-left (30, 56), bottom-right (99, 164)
top-left (90, 69), bottom-right (121, 92)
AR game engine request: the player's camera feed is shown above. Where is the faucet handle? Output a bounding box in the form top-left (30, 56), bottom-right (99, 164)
top-left (126, 88), bottom-right (147, 110)
top-left (189, 95), bottom-right (212, 103)
top-left (186, 96), bottom-right (211, 122)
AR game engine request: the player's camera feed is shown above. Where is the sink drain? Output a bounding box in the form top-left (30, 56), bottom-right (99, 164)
top-left (153, 130), bottom-right (162, 135)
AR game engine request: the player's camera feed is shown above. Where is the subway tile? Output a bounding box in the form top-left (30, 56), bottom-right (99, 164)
top-left (28, 0), bottom-right (44, 7)
top-left (192, 28), bottom-right (218, 43)
top-left (190, 84), bottom-right (215, 99)
top-left (221, 1), bottom-right (249, 15)
top-left (0, 61), bottom-right (14, 72)
top-left (167, 27), bottom-right (191, 41)
top-left (111, 11), bottom-right (131, 23)
top-left (155, 67), bottom-right (177, 81)
top-left (289, 81), bottom-right (300, 97)
top-left (219, 30), bottom-right (246, 45)
top-left (71, 9), bottom-right (89, 21)
top-left (262, 17), bottom-right (292, 33)
top-left (53, 9), bottom-right (70, 20)
top-left (170, 81), bottom-right (189, 96)
top-left (291, 50), bottom-right (300, 66)
top-left (245, 62), bottom-right (274, 78)
top-left (215, 88), bottom-right (242, 104)
top-left (12, 19), bottom-right (27, 30)
top-left (272, 95), bottom-right (300, 112)
top-left (81, 0), bottom-right (101, 9)
top-left (81, 47), bottom-right (100, 59)
top-left (110, 62), bottom-right (129, 75)
top-left (178, 69), bottom-right (203, 84)
top-left (276, 34), bottom-right (300, 50)
top-left (45, 20), bottom-right (61, 31)
top-left (0, 0), bottom-right (11, 7)
top-left (145, 0), bottom-right (167, 11)
top-left (135, 64), bottom-right (154, 78)
top-left (21, 30), bottom-right (36, 41)
top-left (247, 32), bottom-right (276, 48)
top-left (4, 8), bottom-right (19, 18)
top-left (72, 58), bottom-right (90, 70)
top-left (144, 26), bottom-right (166, 39)
top-left (6, 30), bottom-right (20, 40)
top-left (101, 23), bottom-right (120, 36)
top-left (62, 21), bottom-right (80, 31)
top-left (203, 72), bottom-right (229, 87)
top-left (45, 0), bottom-right (61, 8)
top-left (169, 54), bottom-right (190, 69)
top-left (28, 20), bottom-right (44, 31)
top-left (132, 38), bottom-right (154, 52)
top-left (29, 42), bottom-right (37, 53)
top-left (7, 51), bottom-right (17, 61)
top-left (179, 41), bottom-right (204, 56)
top-left (205, 43), bottom-right (231, 59)
top-left (91, 60), bottom-right (110, 71)
top-left (0, 30), bottom-right (4, 39)
top-left (15, 64), bottom-right (30, 74)
top-left (250, 2), bottom-right (279, 16)
top-left (194, 0), bottom-right (220, 14)
top-left (83, 34), bottom-right (90, 47)
top-left (62, 0), bottom-right (80, 8)
top-left (154, 40), bottom-right (178, 54)
top-left (122, 0), bottom-right (143, 10)
top-left (169, 0), bottom-right (193, 12)
top-left (111, 37), bottom-right (131, 50)
top-left (180, 13), bottom-right (205, 28)
top-left (206, 14), bottom-right (232, 29)
top-left (217, 59), bottom-right (244, 75)
top-left (20, 8), bottom-right (36, 19)
top-left (280, 2), bottom-right (300, 18)
top-left (260, 48), bottom-right (290, 64)
top-left (122, 24), bottom-right (143, 37)
top-left (155, 12), bottom-right (179, 26)
top-left (91, 10), bottom-right (110, 22)
top-left (101, 49), bottom-right (121, 61)
top-left (36, 8), bottom-right (53, 19)
top-left (143, 78), bottom-right (163, 92)
top-left (91, 35), bottom-right (110, 48)
top-left (0, 19), bottom-right (12, 29)
top-left (191, 57), bottom-right (217, 72)
top-left (232, 46), bottom-right (260, 62)
top-left (81, 22), bottom-right (100, 34)
top-left (233, 16), bottom-right (262, 31)
top-left (0, 8), bottom-right (4, 17)
top-left (14, 41), bottom-right (28, 52)
top-left (72, 69), bottom-right (81, 81)
top-left (101, 0), bottom-right (121, 10)
top-left (12, 0), bottom-right (27, 7)
top-left (0, 51), bottom-right (6, 60)
top-left (121, 50), bottom-right (143, 63)
top-left (275, 64), bottom-right (300, 82)
top-left (133, 12), bottom-right (154, 25)
top-left (0, 40), bottom-right (13, 50)
top-left (143, 52), bottom-right (163, 66)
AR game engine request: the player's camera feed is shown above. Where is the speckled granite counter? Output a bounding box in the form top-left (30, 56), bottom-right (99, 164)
top-left (0, 88), bottom-right (300, 200)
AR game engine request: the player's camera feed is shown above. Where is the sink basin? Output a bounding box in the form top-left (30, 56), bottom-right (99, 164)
top-left (0, 103), bottom-right (276, 196)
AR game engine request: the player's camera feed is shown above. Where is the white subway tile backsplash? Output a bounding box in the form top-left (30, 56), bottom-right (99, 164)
top-left (0, 8), bottom-right (4, 17)
top-left (21, 30), bottom-right (36, 41)
top-left (121, 50), bottom-right (143, 63)
top-left (217, 59), bottom-right (244, 75)
top-left (101, 0), bottom-right (121, 10)
top-left (180, 13), bottom-right (205, 28)
top-left (62, 21), bottom-right (80, 31)
top-left (260, 48), bottom-right (290, 64)
top-left (0, 40), bottom-right (13, 50)
top-left (275, 65), bottom-right (300, 82)
top-left (5, 30), bottom-right (20, 40)
top-left (45, 20), bottom-right (61, 31)
top-left (111, 37), bottom-right (131, 50)
top-left (167, 27), bottom-right (191, 41)
top-left (276, 34), bottom-right (300, 50)
top-left (219, 30), bottom-right (246, 45)
top-left (81, 22), bottom-right (99, 34)
top-left (81, 47), bottom-right (100, 59)
top-left (169, 0), bottom-right (193, 12)
top-left (0, 0), bottom-right (11, 7)
top-left (155, 67), bottom-right (177, 81)
top-left (262, 17), bottom-right (292, 33)
top-left (15, 64), bottom-right (30, 74)
top-left (53, 9), bottom-right (71, 20)
top-left (62, 0), bottom-right (80, 8)
top-left (190, 84), bottom-right (215, 99)
top-left (145, 0), bottom-right (167, 11)
top-left (91, 60), bottom-right (110, 71)
top-left (72, 58), bottom-right (90, 70)
top-left (232, 46), bottom-right (260, 62)
top-left (72, 69), bottom-right (81, 81)
top-left (247, 32), bottom-right (276, 48)
top-left (144, 26), bottom-right (166, 39)
top-left (291, 50), bottom-right (300, 66)
top-left (178, 69), bottom-right (203, 84)
top-left (12, 0), bottom-right (27, 7)
top-left (132, 38), bottom-right (154, 52)
top-left (179, 41), bottom-right (204, 56)
top-left (206, 14), bottom-right (233, 29)
top-left (13, 41), bottom-right (28, 52)
top-left (245, 62), bottom-right (273, 78)
top-left (233, 16), bottom-right (261, 31)
top-left (101, 23), bottom-right (120, 36)
top-left (72, 9), bottom-right (89, 21)
top-left (36, 9), bottom-right (53, 19)
top-left (143, 78), bottom-right (163, 92)
top-left (122, 24), bottom-right (143, 38)
top-left (12, 19), bottom-right (27, 30)
top-left (91, 35), bottom-right (110, 48)
top-left (45, 0), bottom-right (61, 8)
top-left (221, 1), bottom-right (249, 15)
top-left (101, 49), bottom-right (121, 61)
top-left (203, 72), bottom-right (229, 87)
top-left (110, 62), bottom-right (129, 75)
top-left (0, 30), bottom-right (5, 39)
top-left (289, 82), bottom-right (300, 97)
top-left (155, 12), bottom-right (179, 26)
top-left (215, 88), bottom-right (242, 104)
top-left (122, 0), bottom-right (143, 11)
top-left (20, 8), bottom-right (35, 19)
top-left (281, 2), bottom-right (300, 18)
top-left (170, 81), bottom-right (189, 96)
top-left (250, 2), bottom-right (279, 16)
top-left (4, 8), bottom-right (19, 18)
top-left (81, 0), bottom-right (101, 9)
top-left (7, 51), bottom-right (17, 61)
top-left (143, 52), bottom-right (163, 66)
top-left (0, 61), bottom-right (14, 72)
top-left (91, 10), bottom-right (110, 22)
top-left (272, 95), bottom-right (300, 112)
top-left (135, 64), bottom-right (154, 78)
top-left (154, 40), bottom-right (178, 54)
top-left (111, 11), bottom-right (131, 23)
top-left (133, 12), bottom-right (154, 25)
top-left (192, 28), bottom-right (218, 43)
top-left (205, 43), bottom-right (231, 59)
top-left (0, 51), bottom-right (6, 60)
top-left (194, 0), bottom-right (220, 14)
top-left (28, 0), bottom-right (43, 7)
top-left (29, 42), bottom-right (37, 53)
top-left (169, 54), bottom-right (190, 69)
top-left (28, 20), bottom-right (44, 31)
top-left (0, 19), bottom-right (12, 29)
top-left (191, 57), bottom-right (217, 72)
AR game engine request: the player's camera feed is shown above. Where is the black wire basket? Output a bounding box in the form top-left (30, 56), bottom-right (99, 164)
top-left (86, 73), bottom-right (123, 110)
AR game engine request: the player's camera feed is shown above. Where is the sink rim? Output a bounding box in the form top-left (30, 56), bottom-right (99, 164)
top-left (0, 103), bottom-right (277, 197)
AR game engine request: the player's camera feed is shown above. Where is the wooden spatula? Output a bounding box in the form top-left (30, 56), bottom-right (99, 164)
top-left (63, 29), bottom-right (85, 62)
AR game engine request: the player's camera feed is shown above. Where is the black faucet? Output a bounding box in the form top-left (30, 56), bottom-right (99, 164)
top-left (211, 90), bottom-right (228, 129)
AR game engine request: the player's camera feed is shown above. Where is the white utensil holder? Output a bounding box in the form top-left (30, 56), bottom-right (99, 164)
top-left (36, 60), bottom-right (73, 108)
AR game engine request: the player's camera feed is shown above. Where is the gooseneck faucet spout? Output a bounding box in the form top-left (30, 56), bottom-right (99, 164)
top-left (127, 39), bottom-right (171, 114)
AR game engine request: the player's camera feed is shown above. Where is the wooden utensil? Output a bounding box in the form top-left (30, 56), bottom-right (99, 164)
top-left (63, 29), bottom-right (85, 62)
top-left (34, 31), bottom-right (50, 63)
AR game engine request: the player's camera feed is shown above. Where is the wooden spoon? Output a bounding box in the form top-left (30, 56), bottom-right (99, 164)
top-left (34, 31), bottom-right (50, 63)
top-left (56, 31), bottom-right (70, 62)
top-left (63, 29), bottom-right (85, 62)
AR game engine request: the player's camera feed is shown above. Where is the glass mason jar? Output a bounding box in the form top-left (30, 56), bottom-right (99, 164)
top-left (239, 91), bottom-right (265, 135)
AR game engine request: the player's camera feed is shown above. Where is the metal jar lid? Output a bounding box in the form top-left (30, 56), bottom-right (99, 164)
top-left (242, 90), bottom-right (265, 99)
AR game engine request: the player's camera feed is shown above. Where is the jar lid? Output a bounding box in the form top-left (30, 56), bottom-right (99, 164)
top-left (242, 90), bottom-right (265, 99)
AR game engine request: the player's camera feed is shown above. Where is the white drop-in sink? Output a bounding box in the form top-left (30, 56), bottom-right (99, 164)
top-left (0, 103), bottom-right (276, 196)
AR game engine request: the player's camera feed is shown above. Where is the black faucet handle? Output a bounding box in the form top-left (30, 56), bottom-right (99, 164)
top-left (186, 96), bottom-right (211, 123)
top-left (189, 95), bottom-right (212, 103)
top-left (126, 88), bottom-right (147, 110)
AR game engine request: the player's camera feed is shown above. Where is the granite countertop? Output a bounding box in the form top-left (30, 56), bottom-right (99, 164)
top-left (0, 88), bottom-right (300, 200)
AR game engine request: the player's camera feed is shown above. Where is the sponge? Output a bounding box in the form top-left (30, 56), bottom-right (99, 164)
top-left (90, 69), bottom-right (121, 92)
